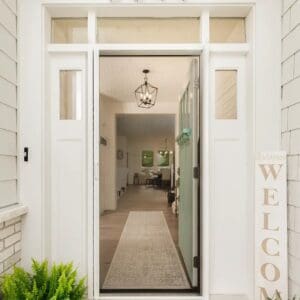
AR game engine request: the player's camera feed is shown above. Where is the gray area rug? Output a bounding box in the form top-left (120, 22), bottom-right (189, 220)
top-left (102, 211), bottom-right (190, 289)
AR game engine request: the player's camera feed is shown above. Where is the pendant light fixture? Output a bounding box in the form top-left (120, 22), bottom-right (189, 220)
top-left (159, 138), bottom-right (173, 156)
top-left (135, 69), bottom-right (158, 109)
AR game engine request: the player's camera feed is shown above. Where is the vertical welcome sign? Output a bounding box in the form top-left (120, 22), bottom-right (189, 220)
top-left (255, 152), bottom-right (288, 300)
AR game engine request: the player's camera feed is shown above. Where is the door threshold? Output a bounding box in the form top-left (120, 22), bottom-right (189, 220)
top-left (98, 291), bottom-right (202, 299)
top-left (100, 289), bottom-right (197, 293)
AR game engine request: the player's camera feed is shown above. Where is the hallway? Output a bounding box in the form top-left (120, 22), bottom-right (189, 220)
top-left (100, 185), bottom-right (184, 289)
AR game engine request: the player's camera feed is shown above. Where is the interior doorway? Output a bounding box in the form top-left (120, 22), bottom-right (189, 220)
top-left (98, 55), bottom-right (200, 292)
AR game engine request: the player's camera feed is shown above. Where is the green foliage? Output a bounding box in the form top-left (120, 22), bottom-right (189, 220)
top-left (0, 260), bottom-right (86, 300)
top-left (266, 290), bottom-right (299, 300)
top-left (1, 267), bottom-right (32, 300)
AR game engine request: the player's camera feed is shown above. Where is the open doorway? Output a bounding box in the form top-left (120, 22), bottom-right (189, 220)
top-left (98, 56), bottom-right (200, 292)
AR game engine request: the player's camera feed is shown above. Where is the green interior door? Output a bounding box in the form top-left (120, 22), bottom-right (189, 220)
top-left (178, 58), bottom-right (199, 287)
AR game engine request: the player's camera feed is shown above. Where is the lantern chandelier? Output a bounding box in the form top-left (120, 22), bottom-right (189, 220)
top-left (135, 69), bottom-right (158, 109)
top-left (159, 138), bottom-right (173, 156)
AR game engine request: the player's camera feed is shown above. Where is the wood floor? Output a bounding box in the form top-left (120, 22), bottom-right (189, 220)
top-left (100, 185), bottom-right (178, 288)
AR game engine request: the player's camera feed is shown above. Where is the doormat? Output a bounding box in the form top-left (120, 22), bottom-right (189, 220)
top-left (102, 211), bottom-right (190, 289)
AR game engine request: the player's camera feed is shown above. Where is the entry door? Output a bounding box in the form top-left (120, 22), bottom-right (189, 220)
top-left (178, 58), bottom-right (199, 287)
top-left (49, 53), bottom-right (88, 276)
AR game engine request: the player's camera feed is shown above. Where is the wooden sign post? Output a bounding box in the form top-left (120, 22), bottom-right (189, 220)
top-left (255, 152), bottom-right (288, 300)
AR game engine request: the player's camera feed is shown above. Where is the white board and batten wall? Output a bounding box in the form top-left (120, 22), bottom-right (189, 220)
top-left (210, 54), bottom-right (248, 295)
top-left (0, 0), bottom-right (18, 208)
top-left (49, 53), bottom-right (88, 277)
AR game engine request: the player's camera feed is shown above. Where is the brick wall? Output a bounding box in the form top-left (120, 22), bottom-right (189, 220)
top-left (0, 217), bottom-right (22, 274)
top-left (282, 0), bottom-right (300, 297)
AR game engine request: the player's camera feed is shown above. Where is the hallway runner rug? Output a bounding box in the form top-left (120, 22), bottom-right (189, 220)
top-left (102, 211), bottom-right (190, 289)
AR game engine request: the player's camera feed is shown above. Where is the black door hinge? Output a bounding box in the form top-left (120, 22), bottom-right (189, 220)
top-left (193, 256), bottom-right (200, 268)
top-left (194, 78), bottom-right (200, 89)
top-left (193, 166), bottom-right (199, 179)
top-left (24, 147), bottom-right (29, 162)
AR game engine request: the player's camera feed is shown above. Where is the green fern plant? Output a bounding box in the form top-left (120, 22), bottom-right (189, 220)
top-left (0, 259), bottom-right (86, 300)
top-left (267, 290), bottom-right (282, 300)
top-left (267, 290), bottom-right (299, 300)
top-left (1, 267), bottom-right (32, 299)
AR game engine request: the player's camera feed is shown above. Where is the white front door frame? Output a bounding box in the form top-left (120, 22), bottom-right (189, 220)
top-left (46, 13), bottom-right (249, 300)
top-left (18, 1), bottom-right (282, 299)
top-left (94, 45), bottom-right (205, 300)
top-left (92, 42), bottom-right (249, 300)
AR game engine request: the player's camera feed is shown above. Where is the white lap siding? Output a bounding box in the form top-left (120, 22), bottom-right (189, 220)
top-left (282, 0), bottom-right (300, 297)
top-left (0, 0), bottom-right (21, 276)
top-left (0, 0), bottom-right (17, 209)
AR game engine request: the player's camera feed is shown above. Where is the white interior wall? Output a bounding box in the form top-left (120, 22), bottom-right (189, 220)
top-left (0, 0), bottom-right (18, 208)
top-left (99, 142), bottom-right (107, 215)
top-left (99, 95), bottom-right (117, 211)
top-left (116, 135), bottom-right (128, 196)
top-left (126, 135), bottom-right (175, 184)
top-left (99, 94), bottom-right (179, 211)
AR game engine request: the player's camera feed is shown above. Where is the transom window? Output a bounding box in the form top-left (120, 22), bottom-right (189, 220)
top-left (50, 16), bottom-right (247, 44)
top-left (51, 18), bottom-right (88, 43)
top-left (210, 18), bottom-right (246, 43)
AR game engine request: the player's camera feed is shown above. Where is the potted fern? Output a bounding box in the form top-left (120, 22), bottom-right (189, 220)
top-left (0, 260), bottom-right (86, 300)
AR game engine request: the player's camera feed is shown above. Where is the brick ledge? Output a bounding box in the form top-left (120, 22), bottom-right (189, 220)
top-left (0, 205), bottom-right (28, 223)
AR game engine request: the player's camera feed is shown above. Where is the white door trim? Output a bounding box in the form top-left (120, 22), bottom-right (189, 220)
top-left (93, 48), bottom-right (100, 298)
top-left (94, 45), bottom-right (205, 299)
top-left (88, 48), bottom-right (96, 298)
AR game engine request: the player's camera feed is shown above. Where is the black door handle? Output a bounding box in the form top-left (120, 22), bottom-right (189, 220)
top-left (24, 147), bottom-right (29, 162)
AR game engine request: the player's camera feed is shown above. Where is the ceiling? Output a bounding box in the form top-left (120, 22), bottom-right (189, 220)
top-left (117, 114), bottom-right (175, 137)
top-left (100, 56), bottom-right (194, 103)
